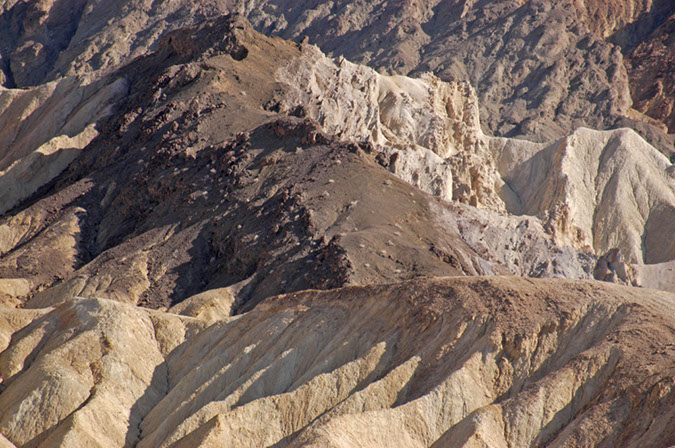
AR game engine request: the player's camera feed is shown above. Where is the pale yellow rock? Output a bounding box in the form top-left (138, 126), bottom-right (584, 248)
top-left (496, 127), bottom-right (675, 263)
top-left (0, 209), bottom-right (49, 256)
top-left (0, 278), bottom-right (673, 447)
top-left (169, 288), bottom-right (237, 325)
top-left (0, 125), bottom-right (98, 215)
top-left (0, 433), bottom-right (15, 448)
top-left (0, 298), bottom-right (169, 447)
top-left (0, 76), bottom-right (128, 214)
top-left (0, 280), bottom-right (31, 306)
top-left (0, 306), bottom-right (46, 354)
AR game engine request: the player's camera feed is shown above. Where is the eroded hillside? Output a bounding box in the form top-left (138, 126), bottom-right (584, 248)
top-left (0, 278), bottom-right (674, 447)
top-left (0, 4), bottom-right (673, 448)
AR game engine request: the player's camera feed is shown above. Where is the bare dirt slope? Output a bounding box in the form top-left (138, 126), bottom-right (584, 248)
top-left (2, 15), bottom-right (622, 311)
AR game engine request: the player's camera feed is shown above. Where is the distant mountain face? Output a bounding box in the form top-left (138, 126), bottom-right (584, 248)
top-left (0, 0), bottom-right (230, 86)
top-left (625, 14), bottom-right (675, 134)
top-left (0, 0), bottom-right (673, 154)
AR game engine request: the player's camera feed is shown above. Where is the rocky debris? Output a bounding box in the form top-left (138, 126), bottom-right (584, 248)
top-left (0, 18), bottom-right (496, 311)
top-left (594, 248), bottom-right (632, 284)
top-left (12, 15), bottom-right (659, 312)
top-left (431, 201), bottom-right (597, 281)
top-left (1, 277), bottom-right (674, 447)
top-left (157, 13), bottom-right (252, 62)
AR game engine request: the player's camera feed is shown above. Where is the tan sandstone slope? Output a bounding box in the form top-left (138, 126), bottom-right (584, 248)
top-left (0, 277), bottom-right (673, 447)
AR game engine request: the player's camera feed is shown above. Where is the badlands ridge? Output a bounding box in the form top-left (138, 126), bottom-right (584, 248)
top-left (0, 5), bottom-right (673, 448)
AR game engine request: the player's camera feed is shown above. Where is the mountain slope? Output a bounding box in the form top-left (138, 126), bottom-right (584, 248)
top-left (0, 14), bottom-right (672, 317)
top-left (0, 277), bottom-right (673, 447)
top-left (0, 6), bottom-right (673, 448)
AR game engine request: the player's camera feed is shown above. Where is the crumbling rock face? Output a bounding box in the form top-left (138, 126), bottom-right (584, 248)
top-left (0, 278), bottom-right (673, 447)
top-left (495, 127), bottom-right (675, 264)
top-left (275, 46), bottom-right (493, 206)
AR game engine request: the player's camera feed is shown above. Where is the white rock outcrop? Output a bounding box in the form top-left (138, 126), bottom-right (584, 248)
top-left (277, 45), bottom-right (675, 267)
top-left (494, 127), bottom-right (675, 264)
top-left (277, 47), bottom-right (496, 206)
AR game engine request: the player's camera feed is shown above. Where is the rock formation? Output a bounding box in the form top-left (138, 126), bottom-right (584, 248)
top-left (273, 43), bottom-right (675, 267)
top-left (231, 0), bottom-right (674, 153)
top-left (0, 278), bottom-right (673, 447)
top-left (0, 4), bottom-right (673, 448)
